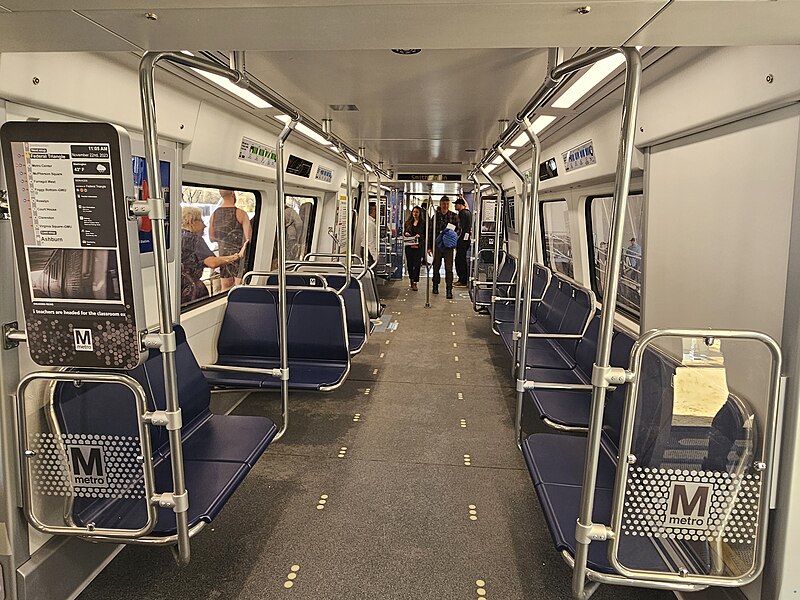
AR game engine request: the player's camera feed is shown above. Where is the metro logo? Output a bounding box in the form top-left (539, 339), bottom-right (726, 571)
top-left (73, 328), bottom-right (93, 351)
top-left (665, 481), bottom-right (712, 529)
top-left (68, 444), bottom-right (108, 488)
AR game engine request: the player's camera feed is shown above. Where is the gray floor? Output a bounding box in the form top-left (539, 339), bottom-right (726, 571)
top-left (77, 280), bottom-right (673, 600)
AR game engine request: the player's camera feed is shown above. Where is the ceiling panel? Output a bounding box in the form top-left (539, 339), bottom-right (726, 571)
top-left (76, 3), bottom-right (666, 52)
top-left (0, 11), bottom-right (138, 51)
top-left (243, 49), bottom-right (548, 171)
top-left (628, 0), bottom-right (800, 46)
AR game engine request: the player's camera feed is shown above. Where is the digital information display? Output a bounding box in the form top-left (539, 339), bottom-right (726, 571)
top-left (2, 122), bottom-right (146, 369)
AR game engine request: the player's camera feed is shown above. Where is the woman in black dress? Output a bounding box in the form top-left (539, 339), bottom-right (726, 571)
top-left (209, 189), bottom-right (252, 291)
top-left (403, 206), bottom-right (426, 291)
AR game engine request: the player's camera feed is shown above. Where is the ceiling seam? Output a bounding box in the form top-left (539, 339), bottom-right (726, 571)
top-left (623, 0), bottom-right (674, 46)
top-left (72, 9), bottom-right (144, 51)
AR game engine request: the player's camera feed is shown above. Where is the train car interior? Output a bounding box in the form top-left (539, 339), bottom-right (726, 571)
top-left (0, 3), bottom-right (799, 600)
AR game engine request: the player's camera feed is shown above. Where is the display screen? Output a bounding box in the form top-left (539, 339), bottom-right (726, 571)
top-left (539, 157), bottom-right (559, 181)
top-left (132, 156), bottom-right (171, 253)
top-left (286, 154), bottom-right (313, 178)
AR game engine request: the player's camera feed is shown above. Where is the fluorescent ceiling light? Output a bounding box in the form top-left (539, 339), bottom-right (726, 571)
top-left (551, 49), bottom-right (640, 109)
top-left (381, 185), bottom-right (392, 191)
top-left (345, 152), bottom-right (359, 163)
top-left (365, 163), bottom-right (374, 172)
top-left (509, 115), bottom-right (559, 147)
top-left (330, 146), bottom-right (341, 154)
top-left (490, 156), bottom-right (503, 166)
top-left (480, 184), bottom-right (490, 191)
top-left (484, 163), bottom-right (498, 173)
top-left (274, 115), bottom-right (331, 146)
top-left (181, 51), bottom-right (271, 109)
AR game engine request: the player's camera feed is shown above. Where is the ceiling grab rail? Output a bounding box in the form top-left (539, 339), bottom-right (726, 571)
top-left (513, 123), bottom-right (542, 451)
top-left (478, 167), bottom-right (502, 334)
top-left (570, 46), bottom-right (641, 600)
top-left (498, 147), bottom-right (530, 377)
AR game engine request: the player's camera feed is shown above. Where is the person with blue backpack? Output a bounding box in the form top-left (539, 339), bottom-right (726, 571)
top-left (427, 195), bottom-right (460, 299)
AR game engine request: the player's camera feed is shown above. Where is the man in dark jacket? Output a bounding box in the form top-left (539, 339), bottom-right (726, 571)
top-left (454, 196), bottom-right (472, 287)
top-left (427, 195), bottom-right (459, 298)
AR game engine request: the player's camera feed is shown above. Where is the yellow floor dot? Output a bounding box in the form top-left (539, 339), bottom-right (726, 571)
top-left (283, 581), bottom-right (293, 589)
top-left (319, 499), bottom-right (327, 504)
top-left (469, 510), bottom-right (477, 515)
top-left (291, 565), bottom-right (300, 572)
top-left (476, 580), bottom-right (486, 587)
top-left (469, 505), bottom-right (476, 509)
top-left (477, 588), bottom-right (486, 596)
top-left (321, 495), bottom-right (328, 499)
top-left (316, 505), bottom-right (324, 510)
top-left (470, 515), bottom-right (478, 521)
top-left (288, 572), bottom-right (298, 580)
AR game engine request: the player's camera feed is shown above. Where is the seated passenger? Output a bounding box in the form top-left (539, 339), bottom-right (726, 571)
top-left (180, 206), bottom-right (242, 306)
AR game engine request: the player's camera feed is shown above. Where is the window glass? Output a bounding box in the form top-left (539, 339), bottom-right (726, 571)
top-left (541, 199), bottom-right (573, 278)
top-left (179, 185), bottom-right (260, 310)
top-left (282, 195), bottom-right (318, 262)
top-left (587, 193), bottom-right (644, 319)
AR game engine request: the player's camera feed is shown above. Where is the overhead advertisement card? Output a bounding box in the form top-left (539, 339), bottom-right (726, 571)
top-left (2, 123), bottom-right (146, 369)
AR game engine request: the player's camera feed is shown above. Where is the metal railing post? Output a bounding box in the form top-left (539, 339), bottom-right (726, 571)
top-left (499, 149), bottom-right (530, 373)
top-left (513, 129), bottom-right (541, 449)
top-left (345, 151), bottom-right (353, 278)
top-left (572, 47), bottom-right (642, 600)
top-left (425, 188), bottom-right (433, 308)
top-left (479, 167), bottom-right (502, 329)
top-left (273, 120), bottom-right (297, 442)
top-left (470, 174), bottom-right (482, 290)
top-left (139, 51), bottom-right (191, 565)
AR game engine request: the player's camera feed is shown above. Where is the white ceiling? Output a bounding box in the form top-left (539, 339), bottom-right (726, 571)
top-left (0, 1), bottom-right (798, 171)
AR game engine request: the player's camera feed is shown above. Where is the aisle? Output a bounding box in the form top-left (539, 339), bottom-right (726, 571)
top-left (78, 281), bottom-right (671, 600)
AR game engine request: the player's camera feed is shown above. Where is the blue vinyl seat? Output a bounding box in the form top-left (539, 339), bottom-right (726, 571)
top-left (52, 326), bottom-right (276, 536)
top-left (204, 286), bottom-right (351, 391)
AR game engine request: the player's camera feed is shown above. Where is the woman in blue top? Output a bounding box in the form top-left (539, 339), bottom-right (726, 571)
top-left (180, 206), bottom-right (243, 306)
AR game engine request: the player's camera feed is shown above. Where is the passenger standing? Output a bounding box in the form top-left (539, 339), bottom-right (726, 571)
top-left (624, 237), bottom-right (642, 282)
top-left (354, 202), bottom-right (378, 265)
top-left (427, 195), bottom-right (459, 299)
top-left (403, 206), bottom-right (426, 291)
top-left (209, 189), bottom-right (252, 290)
top-left (180, 206), bottom-right (242, 306)
top-left (453, 196), bottom-right (472, 287)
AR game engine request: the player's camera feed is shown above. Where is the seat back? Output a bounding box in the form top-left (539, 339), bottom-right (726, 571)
top-left (537, 277), bottom-right (571, 332)
top-left (217, 286), bottom-right (280, 363)
top-left (266, 274), bottom-right (325, 288)
top-left (286, 288), bottom-right (349, 363)
top-left (556, 284), bottom-right (594, 356)
top-left (531, 263), bottom-right (550, 300)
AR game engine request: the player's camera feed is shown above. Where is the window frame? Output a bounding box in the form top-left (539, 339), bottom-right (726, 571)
top-left (584, 191), bottom-right (645, 322)
top-left (284, 194), bottom-right (319, 259)
top-left (539, 198), bottom-right (572, 278)
top-left (179, 183), bottom-right (262, 313)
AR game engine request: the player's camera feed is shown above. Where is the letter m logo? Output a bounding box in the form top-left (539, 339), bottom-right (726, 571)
top-left (666, 481), bottom-right (712, 530)
top-left (68, 445), bottom-right (107, 488)
top-left (73, 328), bottom-right (93, 351)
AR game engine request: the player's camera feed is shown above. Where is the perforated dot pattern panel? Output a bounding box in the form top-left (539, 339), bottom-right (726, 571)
top-left (622, 466), bottom-right (761, 544)
top-left (29, 432), bottom-right (146, 500)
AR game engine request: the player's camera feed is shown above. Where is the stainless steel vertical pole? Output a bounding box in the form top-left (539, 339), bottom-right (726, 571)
top-left (499, 149), bottom-right (530, 373)
top-left (344, 150), bottom-right (353, 278)
top-left (425, 187), bottom-right (433, 308)
top-left (572, 47), bottom-right (642, 600)
top-left (273, 120), bottom-right (297, 442)
top-left (514, 129), bottom-right (541, 449)
top-left (469, 174), bottom-right (482, 289)
top-left (479, 167), bottom-right (502, 331)
top-left (139, 52), bottom-right (191, 565)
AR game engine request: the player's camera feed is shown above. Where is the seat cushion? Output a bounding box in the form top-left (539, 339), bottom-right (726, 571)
top-left (175, 414), bottom-right (277, 466)
top-left (525, 365), bottom-right (587, 385)
top-left (522, 433), bottom-right (616, 489)
top-left (76, 459), bottom-right (250, 536)
top-left (205, 360), bottom-right (348, 391)
top-left (529, 388), bottom-right (591, 428)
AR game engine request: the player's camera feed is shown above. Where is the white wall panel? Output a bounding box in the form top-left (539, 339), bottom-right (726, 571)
top-left (644, 108), bottom-right (798, 418)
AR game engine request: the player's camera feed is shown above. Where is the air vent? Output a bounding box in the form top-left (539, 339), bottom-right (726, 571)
top-left (450, 161), bottom-right (463, 165)
top-left (329, 104), bottom-right (359, 112)
top-left (391, 49), bottom-right (422, 55)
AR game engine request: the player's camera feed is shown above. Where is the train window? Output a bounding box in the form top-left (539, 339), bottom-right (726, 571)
top-left (586, 193), bottom-right (644, 320)
top-left (283, 195), bottom-right (318, 262)
top-left (540, 199), bottom-right (573, 278)
top-left (179, 185), bottom-right (260, 310)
